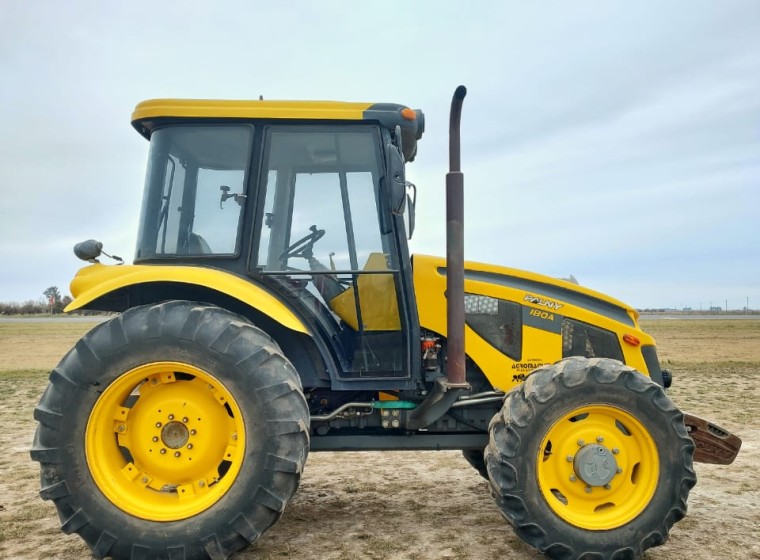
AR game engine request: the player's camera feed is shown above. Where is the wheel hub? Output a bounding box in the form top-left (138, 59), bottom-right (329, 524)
top-left (573, 444), bottom-right (618, 487)
top-left (161, 421), bottom-right (189, 449)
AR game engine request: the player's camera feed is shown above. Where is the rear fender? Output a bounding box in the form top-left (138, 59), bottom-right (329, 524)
top-left (65, 263), bottom-right (309, 334)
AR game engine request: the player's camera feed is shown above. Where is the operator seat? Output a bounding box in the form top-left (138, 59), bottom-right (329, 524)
top-left (328, 253), bottom-right (400, 331)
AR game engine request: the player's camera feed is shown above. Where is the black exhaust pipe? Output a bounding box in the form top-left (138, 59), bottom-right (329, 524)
top-left (446, 85), bottom-right (468, 387)
top-left (406, 86), bottom-right (470, 429)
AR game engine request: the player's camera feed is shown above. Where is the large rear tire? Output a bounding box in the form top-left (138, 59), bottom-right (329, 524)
top-left (31, 301), bottom-right (310, 560)
top-left (485, 357), bottom-right (696, 560)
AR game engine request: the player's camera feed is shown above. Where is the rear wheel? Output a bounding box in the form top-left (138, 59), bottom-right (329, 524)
top-left (31, 301), bottom-right (310, 560)
top-left (485, 357), bottom-right (696, 560)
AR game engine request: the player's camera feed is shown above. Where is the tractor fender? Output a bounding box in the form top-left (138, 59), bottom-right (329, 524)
top-left (65, 263), bottom-right (309, 334)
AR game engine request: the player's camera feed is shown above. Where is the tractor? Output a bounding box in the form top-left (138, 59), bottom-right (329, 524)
top-left (32, 86), bottom-right (741, 559)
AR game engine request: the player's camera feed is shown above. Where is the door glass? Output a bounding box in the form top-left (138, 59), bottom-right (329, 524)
top-left (256, 127), bottom-right (407, 378)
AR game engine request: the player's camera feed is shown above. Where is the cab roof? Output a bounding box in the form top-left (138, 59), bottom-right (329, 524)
top-left (131, 98), bottom-right (425, 160)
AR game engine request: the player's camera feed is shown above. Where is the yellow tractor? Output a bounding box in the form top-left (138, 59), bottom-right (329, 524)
top-left (32, 86), bottom-right (740, 559)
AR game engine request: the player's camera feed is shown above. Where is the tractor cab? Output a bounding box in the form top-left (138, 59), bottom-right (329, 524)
top-left (131, 100), bottom-right (425, 385)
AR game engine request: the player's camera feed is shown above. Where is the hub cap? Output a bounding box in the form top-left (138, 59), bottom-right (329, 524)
top-left (574, 444), bottom-right (617, 487)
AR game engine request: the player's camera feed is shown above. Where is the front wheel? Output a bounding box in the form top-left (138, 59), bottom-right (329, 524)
top-left (31, 301), bottom-right (310, 560)
top-left (485, 357), bottom-right (696, 560)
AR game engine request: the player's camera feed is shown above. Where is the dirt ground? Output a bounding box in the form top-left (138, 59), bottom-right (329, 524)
top-left (0, 318), bottom-right (758, 560)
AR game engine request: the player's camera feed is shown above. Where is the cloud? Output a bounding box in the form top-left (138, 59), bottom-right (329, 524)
top-left (1, 1), bottom-right (758, 310)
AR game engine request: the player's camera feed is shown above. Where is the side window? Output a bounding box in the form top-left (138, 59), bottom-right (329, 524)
top-left (136, 125), bottom-right (252, 258)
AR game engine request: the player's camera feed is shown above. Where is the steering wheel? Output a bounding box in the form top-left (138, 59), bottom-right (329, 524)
top-left (279, 225), bottom-right (326, 261)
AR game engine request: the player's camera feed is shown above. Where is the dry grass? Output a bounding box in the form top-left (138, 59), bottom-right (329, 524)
top-left (0, 318), bottom-right (758, 559)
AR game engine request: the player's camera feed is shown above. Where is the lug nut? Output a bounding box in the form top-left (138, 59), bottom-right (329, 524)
top-left (187, 443), bottom-right (193, 450)
top-left (585, 486), bottom-right (592, 494)
top-left (174, 451), bottom-right (181, 457)
top-left (566, 455), bottom-right (574, 462)
top-left (612, 448), bottom-right (620, 455)
top-left (604, 483), bottom-right (612, 490)
top-left (569, 475), bottom-right (577, 482)
top-left (152, 436), bottom-right (159, 442)
top-left (190, 429), bottom-right (197, 435)
top-left (156, 422), bottom-right (162, 428)
top-left (142, 477), bottom-right (149, 484)
top-left (117, 425), bottom-right (125, 432)
top-left (577, 439), bottom-right (585, 447)
top-left (182, 417), bottom-right (189, 423)
top-left (616, 467), bottom-right (623, 474)
top-left (596, 436), bottom-right (604, 443)
top-left (168, 414), bottom-right (174, 420)
top-left (160, 448), bottom-right (166, 455)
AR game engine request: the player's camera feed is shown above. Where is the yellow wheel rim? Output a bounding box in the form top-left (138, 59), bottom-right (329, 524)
top-left (86, 362), bottom-right (246, 521)
top-left (536, 405), bottom-right (658, 530)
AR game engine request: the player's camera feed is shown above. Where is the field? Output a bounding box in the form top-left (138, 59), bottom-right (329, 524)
top-left (0, 318), bottom-right (758, 559)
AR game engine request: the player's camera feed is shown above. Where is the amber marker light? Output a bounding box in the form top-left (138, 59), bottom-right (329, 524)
top-left (623, 333), bottom-right (641, 346)
top-left (401, 108), bottom-right (416, 120)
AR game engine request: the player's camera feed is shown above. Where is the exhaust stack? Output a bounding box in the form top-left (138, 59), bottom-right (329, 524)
top-left (406, 86), bottom-right (470, 429)
top-left (446, 85), bottom-right (468, 387)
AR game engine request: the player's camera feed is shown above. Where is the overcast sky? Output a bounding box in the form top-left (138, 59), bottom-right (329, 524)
top-left (1, 1), bottom-right (758, 310)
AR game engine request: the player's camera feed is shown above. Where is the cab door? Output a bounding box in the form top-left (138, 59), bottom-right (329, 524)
top-left (252, 125), bottom-right (414, 382)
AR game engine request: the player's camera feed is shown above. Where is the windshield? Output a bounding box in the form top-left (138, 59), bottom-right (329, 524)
top-left (136, 125), bottom-right (253, 259)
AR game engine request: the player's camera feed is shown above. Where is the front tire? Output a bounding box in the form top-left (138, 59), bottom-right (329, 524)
top-left (31, 301), bottom-right (310, 560)
top-left (485, 357), bottom-right (696, 560)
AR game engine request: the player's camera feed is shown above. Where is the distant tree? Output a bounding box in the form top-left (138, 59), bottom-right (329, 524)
top-left (43, 286), bottom-right (63, 314)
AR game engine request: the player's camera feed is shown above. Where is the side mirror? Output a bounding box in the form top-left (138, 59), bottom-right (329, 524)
top-left (387, 127), bottom-right (406, 215)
